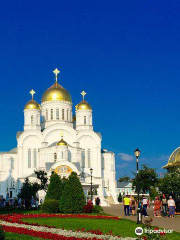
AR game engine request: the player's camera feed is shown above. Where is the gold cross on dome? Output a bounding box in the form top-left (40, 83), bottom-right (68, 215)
top-left (30, 89), bottom-right (35, 99)
top-left (53, 68), bottom-right (60, 82)
top-left (81, 91), bottom-right (86, 100)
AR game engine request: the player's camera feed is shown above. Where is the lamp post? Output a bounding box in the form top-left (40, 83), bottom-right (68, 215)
top-left (90, 168), bottom-right (93, 202)
top-left (134, 148), bottom-right (142, 224)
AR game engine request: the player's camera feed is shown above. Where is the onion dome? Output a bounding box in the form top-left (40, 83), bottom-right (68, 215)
top-left (41, 68), bottom-right (72, 103)
top-left (24, 90), bottom-right (40, 110)
top-left (163, 147), bottom-right (180, 169)
top-left (57, 134), bottom-right (68, 146)
top-left (76, 91), bottom-right (92, 111)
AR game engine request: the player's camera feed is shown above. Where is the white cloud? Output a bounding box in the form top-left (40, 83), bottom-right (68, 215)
top-left (116, 163), bottom-right (128, 168)
top-left (118, 153), bottom-right (134, 162)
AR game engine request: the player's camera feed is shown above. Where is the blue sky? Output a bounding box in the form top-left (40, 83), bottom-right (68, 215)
top-left (0, 0), bottom-right (180, 178)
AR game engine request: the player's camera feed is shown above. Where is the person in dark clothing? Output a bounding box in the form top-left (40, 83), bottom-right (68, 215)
top-left (95, 197), bottom-right (100, 206)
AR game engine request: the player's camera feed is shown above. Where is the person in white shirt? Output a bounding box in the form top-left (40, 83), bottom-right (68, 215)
top-left (168, 196), bottom-right (176, 218)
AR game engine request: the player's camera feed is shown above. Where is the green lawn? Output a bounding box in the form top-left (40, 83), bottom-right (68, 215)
top-left (23, 217), bottom-right (180, 240)
top-left (0, 209), bottom-right (41, 215)
top-left (6, 232), bottom-right (43, 240)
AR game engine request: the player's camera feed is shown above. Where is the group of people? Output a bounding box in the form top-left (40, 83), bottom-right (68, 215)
top-left (123, 195), bottom-right (149, 217)
top-left (0, 193), bottom-right (43, 210)
top-left (123, 194), bottom-right (177, 218)
top-left (0, 194), bottom-right (15, 208)
top-left (153, 194), bottom-right (176, 218)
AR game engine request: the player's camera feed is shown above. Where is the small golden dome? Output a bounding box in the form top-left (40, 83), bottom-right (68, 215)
top-left (76, 99), bottom-right (92, 111)
top-left (57, 137), bottom-right (68, 146)
top-left (24, 99), bottom-right (40, 110)
top-left (42, 82), bottom-right (72, 103)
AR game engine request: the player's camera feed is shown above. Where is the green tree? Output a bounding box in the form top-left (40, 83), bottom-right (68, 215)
top-left (35, 170), bottom-right (48, 191)
top-left (118, 192), bottom-right (122, 202)
top-left (45, 172), bottom-right (63, 201)
top-left (132, 164), bottom-right (158, 194)
top-left (158, 168), bottom-right (180, 199)
top-left (118, 175), bottom-right (131, 182)
top-left (149, 186), bottom-right (159, 200)
top-left (18, 178), bottom-right (39, 203)
top-left (60, 172), bottom-right (86, 213)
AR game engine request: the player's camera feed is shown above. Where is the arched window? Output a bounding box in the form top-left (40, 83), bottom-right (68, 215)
top-left (54, 153), bottom-right (57, 162)
top-left (84, 116), bottom-right (87, 125)
top-left (34, 149), bottom-right (37, 168)
top-left (87, 149), bottom-right (91, 168)
top-left (46, 109), bottom-right (48, 121)
top-left (70, 110), bottom-right (72, 121)
top-left (31, 115), bottom-right (34, 125)
top-left (11, 158), bottom-right (14, 170)
top-left (67, 110), bottom-right (69, 121)
top-left (62, 109), bottom-right (64, 120)
top-left (51, 109), bottom-right (53, 120)
top-left (62, 151), bottom-right (64, 158)
top-left (28, 149), bottom-right (31, 168)
top-left (56, 109), bottom-right (59, 120)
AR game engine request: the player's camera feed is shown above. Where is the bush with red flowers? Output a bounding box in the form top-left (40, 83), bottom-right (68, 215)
top-left (83, 202), bottom-right (93, 213)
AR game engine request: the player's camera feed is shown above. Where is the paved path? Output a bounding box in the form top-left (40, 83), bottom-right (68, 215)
top-left (103, 204), bottom-right (180, 233)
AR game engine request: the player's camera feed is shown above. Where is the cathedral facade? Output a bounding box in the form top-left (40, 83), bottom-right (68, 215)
top-left (0, 69), bottom-right (117, 205)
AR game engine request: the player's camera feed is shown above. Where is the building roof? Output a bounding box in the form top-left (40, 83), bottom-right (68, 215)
top-left (117, 181), bottom-right (132, 188)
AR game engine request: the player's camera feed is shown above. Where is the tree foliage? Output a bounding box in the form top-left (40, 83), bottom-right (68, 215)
top-left (34, 170), bottom-right (48, 191)
top-left (60, 172), bottom-right (86, 213)
top-left (45, 172), bottom-right (63, 201)
top-left (158, 168), bottom-right (180, 199)
top-left (118, 175), bottom-right (131, 182)
top-left (149, 186), bottom-right (159, 200)
top-left (18, 178), bottom-right (39, 202)
top-left (132, 164), bottom-right (158, 194)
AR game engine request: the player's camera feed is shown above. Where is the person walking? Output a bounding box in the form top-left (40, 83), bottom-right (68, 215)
top-left (161, 194), bottom-right (168, 217)
top-left (168, 196), bottom-right (176, 218)
top-left (142, 195), bottom-right (148, 217)
top-left (154, 196), bottom-right (161, 217)
top-left (123, 195), bottom-right (131, 216)
top-left (131, 197), bottom-right (136, 216)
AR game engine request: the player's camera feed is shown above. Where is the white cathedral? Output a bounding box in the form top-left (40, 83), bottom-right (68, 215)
top-left (0, 69), bottom-right (117, 205)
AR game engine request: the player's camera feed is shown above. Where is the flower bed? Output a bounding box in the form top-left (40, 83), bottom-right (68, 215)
top-left (0, 213), bottom-right (120, 226)
top-left (0, 214), bottom-right (127, 240)
top-left (1, 221), bottom-right (135, 240)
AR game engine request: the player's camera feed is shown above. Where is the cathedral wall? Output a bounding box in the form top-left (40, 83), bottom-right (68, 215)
top-left (21, 135), bottom-right (41, 178)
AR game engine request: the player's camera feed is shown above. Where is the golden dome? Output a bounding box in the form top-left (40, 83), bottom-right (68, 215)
top-left (163, 147), bottom-right (180, 169)
top-left (57, 137), bottom-right (68, 146)
top-left (24, 99), bottom-right (40, 110)
top-left (24, 90), bottom-right (40, 110)
top-left (41, 82), bottom-right (72, 103)
top-left (76, 99), bottom-right (92, 110)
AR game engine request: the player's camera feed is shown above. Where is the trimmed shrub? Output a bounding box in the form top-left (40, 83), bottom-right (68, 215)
top-left (60, 172), bottom-right (86, 213)
top-left (41, 199), bottom-right (59, 213)
top-left (118, 193), bottom-right (122, 202)
top-left (83, 202), bottom-right (93, 213)
top-left (45, 172), bottom-right (62, 201)
top-left (0, 225), bottom-right (5, 240)
top-left (92, 205), bottom-right (104, 213)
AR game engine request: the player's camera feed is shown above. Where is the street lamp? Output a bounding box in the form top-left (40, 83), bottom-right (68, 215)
top-left (90, 168), bottom-right (93, 202)
top-left (134, 148), bottom-right (142, 224)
